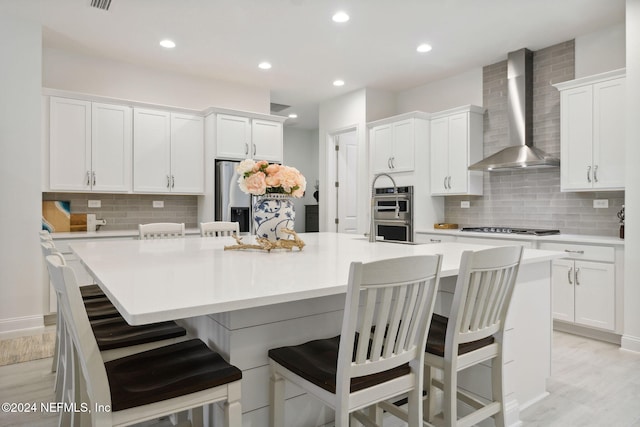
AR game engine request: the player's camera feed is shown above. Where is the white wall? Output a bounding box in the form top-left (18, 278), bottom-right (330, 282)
top-left (43, 47), bottom-right (270, 113)
top-left (0, 17), bottom-right (43, 334)
top-left (318, 89), bottom-right (367, 232)
top-left (365, 89), bottom-right (397, 122)
top-left (575, 23), bottom-right (626, 78)
top-left (283, 127), bottom-right (319, 233)
top-left (396, 68), bottom-right (483, 114)
top-left (623, 0), bottom-right (640, 352)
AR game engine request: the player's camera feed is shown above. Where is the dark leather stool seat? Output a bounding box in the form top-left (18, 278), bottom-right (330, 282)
top-left (80, 284), bottom-right (106, 300)
top-left (83, 297), bottom-right (120, 320)
top-left (426, 313), bottom-right (495, 357)
top-left (269, 335), bottom-right (410, 394)
top-left (90, 317), bottom-right (187, 351)
top-left (106, 339), bottom-right (242, 411)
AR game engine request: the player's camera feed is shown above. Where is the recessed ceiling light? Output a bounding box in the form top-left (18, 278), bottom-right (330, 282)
top-left (159, 39), bottom-right (176, 49)
top-left (332, 11), bottom-right (350, 23)
top-left (333, 79), bottom-right (345, 87)
top-left (258, 62), bottom-right (272, 70)
top-left (416, 43), bottom-right (432, 53)
top-left (288, 113), bottom-right (298, 119)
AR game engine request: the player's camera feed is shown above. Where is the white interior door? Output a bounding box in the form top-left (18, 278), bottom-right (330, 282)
top-left (336, 129), bottom-right (358, 233)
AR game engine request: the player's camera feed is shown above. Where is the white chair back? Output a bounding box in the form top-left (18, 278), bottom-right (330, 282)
top-left (337, 254), bottom-right (442, 399)
top-left (139, 223), bottom-right (185, 240)
top-left (45, 255), bottom-right (114, 425)
top-left (449, 245), bottom-right (523, 351)
top-left (200, 221), bottom-right (240, 237)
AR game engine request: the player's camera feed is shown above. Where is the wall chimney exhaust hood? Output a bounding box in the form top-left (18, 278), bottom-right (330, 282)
top-left (468, 48), bottom-right (560, 171)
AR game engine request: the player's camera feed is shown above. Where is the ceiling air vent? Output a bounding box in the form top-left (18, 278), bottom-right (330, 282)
top-left (270, 102), bottom-right (290, 113)
top-left (90, 0), bottom-right (112, 11)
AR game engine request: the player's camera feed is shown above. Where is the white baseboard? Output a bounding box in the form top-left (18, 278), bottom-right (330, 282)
top-left (621, 334), bottom-right (640, 353)
top-left (553, 321), bottom-right (621, 345)
top-left (0, 315), bottom-right (45, 339)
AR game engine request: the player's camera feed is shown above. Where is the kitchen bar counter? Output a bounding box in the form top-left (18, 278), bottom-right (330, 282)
top-left (49, 228), bottom-right (201, 239)
top-left (69, 233), bottom-right (561, 325)
top-left (69, 232), bottom-right (564, 426)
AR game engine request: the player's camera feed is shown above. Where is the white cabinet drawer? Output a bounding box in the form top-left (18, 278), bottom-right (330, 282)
top-left (456, 236), bottom-right (533, 248)
top-left (538, 242), bottom-right (614, 262)
top-left (414, 233), bottom-right (456, 244)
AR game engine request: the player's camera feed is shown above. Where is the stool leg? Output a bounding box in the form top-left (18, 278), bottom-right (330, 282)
top-left (492, 354), bottom-right (506, 427)
top-left (270, 367), bottom-right (285, 427)
top-left (224, 381), bottom-right (242, 427)
top-left (424, 365), bottom-right (437, 422)
top-left (443, 364), bottom-right (457, 426)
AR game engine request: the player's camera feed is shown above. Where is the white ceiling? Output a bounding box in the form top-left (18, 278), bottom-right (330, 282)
top-left (2, 0), bottom-right (625, 129)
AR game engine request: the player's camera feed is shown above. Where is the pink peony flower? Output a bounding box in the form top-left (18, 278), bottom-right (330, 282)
top-left (253, 160), bottom-right (269, 172)
top-left (265, 163), bottom-right (281, 175)
top-left (244, 171), bottom-right (267, 195)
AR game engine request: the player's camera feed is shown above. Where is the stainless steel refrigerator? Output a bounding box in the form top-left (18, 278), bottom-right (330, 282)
top-left (215, 160), bottom-right (252, 234)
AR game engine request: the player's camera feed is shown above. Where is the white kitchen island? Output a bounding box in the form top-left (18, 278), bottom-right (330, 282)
top-left (70, 232), bottom-right (563, 427)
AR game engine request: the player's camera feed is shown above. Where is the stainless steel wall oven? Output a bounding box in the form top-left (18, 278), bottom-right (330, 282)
top-left (372, 186), bottom-right (413, 242)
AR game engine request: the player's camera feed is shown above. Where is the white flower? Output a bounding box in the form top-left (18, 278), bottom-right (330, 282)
top-left (236, 159), bottom-right (256, 175)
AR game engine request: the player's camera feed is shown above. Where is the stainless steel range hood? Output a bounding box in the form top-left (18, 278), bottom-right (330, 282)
top-left (469, 48), bottom-right (560, 171)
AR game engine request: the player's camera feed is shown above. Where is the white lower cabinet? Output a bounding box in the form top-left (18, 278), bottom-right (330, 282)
top-left (540, 242), bottom-right (616, 331)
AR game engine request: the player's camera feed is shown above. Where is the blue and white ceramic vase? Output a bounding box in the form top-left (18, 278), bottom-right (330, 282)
top-left (253, 194), bottom-right (295, 240)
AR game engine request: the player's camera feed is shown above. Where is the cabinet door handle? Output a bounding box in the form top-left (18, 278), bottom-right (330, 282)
top-left (245, 143), bottom-right (249, 155)
top-left (443, 176), bottom-right (447, 189)
top-left (86, 171), bottom-right (91, 186)
top-left (429, 239), bottom-right (441, 243)
top-left (391, 157), bottom-right (395, 169)
top-left (587, 165), bottom-right (592, 183)
top-left (593, 165), bottom-right (598, 183)
top-left (575, 268), bottom-right (580, 285)
top-left (564, 249), bottom-right (585, 254)
top-left (253, 143), bottom-right (256, 157)
top-left (388, 158), bottom-right (392, 169)
top-left (92, 171), bottom-right (96, 186)
top-left (171, 175), bottom-right (175, 189)
top-left (447, 176), bottom-right (452, 189)
top-left (167, 175), bottom-right (171, 188)
top-left (568, 267), bottom-right (573, 285)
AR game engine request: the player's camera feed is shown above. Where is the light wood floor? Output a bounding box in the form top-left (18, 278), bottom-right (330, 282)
top-left (1, 331), bottom-right (640, 426)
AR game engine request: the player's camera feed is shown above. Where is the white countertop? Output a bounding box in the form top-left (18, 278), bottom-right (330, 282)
top-left (69, 232), bottom-right (564, 325)
top-left (416, 228), bottom-right (625, 246)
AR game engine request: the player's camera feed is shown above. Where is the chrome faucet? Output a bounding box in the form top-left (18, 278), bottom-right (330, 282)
top-left (368, 173), bottom-right (399, 242)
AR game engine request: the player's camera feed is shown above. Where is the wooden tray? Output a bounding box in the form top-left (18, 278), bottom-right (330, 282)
top-left (434, 223), bottom-right (459, 229)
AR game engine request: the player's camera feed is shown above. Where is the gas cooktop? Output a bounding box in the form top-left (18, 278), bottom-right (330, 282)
top-left (461, 227), bottom-right (560, 236)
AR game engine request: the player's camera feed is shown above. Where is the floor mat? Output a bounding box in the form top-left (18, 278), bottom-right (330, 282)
top-left (0, 331), bottom-right (55, 366)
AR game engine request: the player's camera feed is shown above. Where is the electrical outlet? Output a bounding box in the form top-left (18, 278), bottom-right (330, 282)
top-left (153, 200), bottom-right (164, 208)
top-left (88, 200), bottom-right (101, 208)
top-left (460, 201), bottom-right (470, 209)
top-left (593, 199), bottom-right (609, 209)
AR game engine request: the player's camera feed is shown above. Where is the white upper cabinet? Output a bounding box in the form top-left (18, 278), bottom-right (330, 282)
top-left (91, 103), bottom-right (133, 192)
top-left (251, 119), bottom-right (283, 162)
top-left (216, 114), bottom-right (251, 159)
top-left (216, 114), bottom-right (283, 162)
top-left (370, 115), bottom-right (426, 174)
top-left (430, 106), bottom-right (484, 196)
top-left (133, 108), bottom-right (204, 194)
top-left (555, 70), bottom-right (625, 191)
top-left (49, 97), bottom-right (132, 192)
top-left (170, 113), bottom-right (205, 193)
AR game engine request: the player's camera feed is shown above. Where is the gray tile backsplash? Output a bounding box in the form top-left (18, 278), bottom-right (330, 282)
top-left (43, 193), bottom-right (198, 230)
top-left (444, 40), bottom-right (624, 237)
